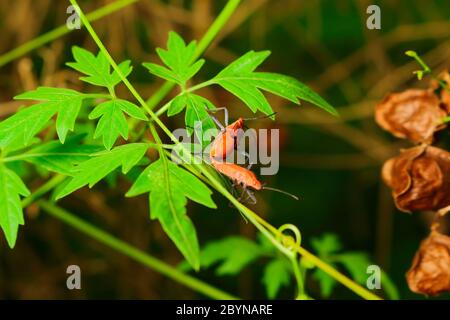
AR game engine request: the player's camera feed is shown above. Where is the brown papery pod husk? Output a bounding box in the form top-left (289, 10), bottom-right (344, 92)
top-left (437, 71), bottom-right (450, 112)
top-left (406, 230), bottom-right (450, 296)
top-left (382, 145), bottom-right (450, 212)
top-left (375, 89), bottom-right (447, 144)
top-left (442, 89), bottom-right (450, 113)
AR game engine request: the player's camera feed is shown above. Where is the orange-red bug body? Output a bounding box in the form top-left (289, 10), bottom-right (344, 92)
top-left (211, 159), bottom-right (262, 190)
top-left (209, 118), bottom-right (244, 160)
top-left (209, 116), bottom-right (262, 192)
top-left (208, 112), bottom-right (297, 201)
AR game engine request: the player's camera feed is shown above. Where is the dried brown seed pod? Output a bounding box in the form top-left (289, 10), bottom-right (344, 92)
top-left (430, 70), bottom-right (450, 113)
top-left (382, 145), bottom-right (450, 212)
top-left (375, 89), bottom-right (447, 144)
top-left (406, 230), bottom-right (450, 296)
top-left (439, 71), bottom-right (450, 112)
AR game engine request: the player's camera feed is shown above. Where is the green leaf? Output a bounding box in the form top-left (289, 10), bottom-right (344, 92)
top-left (168, 94), bottom-right (188, 117)
top-left (89, 99), bottom-right (148, 150)
top-left (110, 60), bottom-right (133, 86)
top-left (262, 259), bottom-right (291, 299)
top-left (184, 95), bottom-right (216, 136)
top-left (169, 93), bottom-right (216, 144)
top-left (334, 252), bottom-right (400, 299)
top-left (20, 135), bottom-right (103, 175)
top-left (313, 268), bottom-right (338, 298)
top-left (14, 87), bottom-right (85, 143)
top-left (311, 233), bottom-right (342, 257)
top-left (380, 270), bottom-right (400, 300)
top-left (142, 63), bottom-right (180, 84)
top-left (211, 51), bottom-right (337, 116)
top-left (126, 158), bottom-right (215, 270)
top-left (313, 252), bottom-right (372, 298)
top-left (0, 104), bottom-right (55, 151)
top-left (0, 164), bottom-right (30, 248)
top-left (197, 236), bottom-right (265, 275)
top-left (336, 252), bottom-right (371, 284)
top-left (257, 232), bottom-right (277, 252)
top-left (56, 143), bottom-right (148, 199)
top-left (67, 46), bottom-right (132, 89)
top-left (309, 233), bottom-right (347, 298)
top-left (310, 233), bottom-right (399, 299)
top-left (143, 31), bottom-right (204, 85)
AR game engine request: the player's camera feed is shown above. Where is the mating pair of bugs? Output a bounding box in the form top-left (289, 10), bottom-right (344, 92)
top-left (206, 107), bottom-right (298, 204)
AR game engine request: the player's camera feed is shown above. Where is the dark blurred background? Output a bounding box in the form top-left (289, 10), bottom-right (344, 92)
top-left (0, 0), bottom-right (449, 299)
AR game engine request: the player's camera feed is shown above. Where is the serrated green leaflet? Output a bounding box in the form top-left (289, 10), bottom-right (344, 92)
top-left (0, 164), bottom-right (30, 248)
top-left (334, 252), bottom-right (398, 299)
top-left (311, 233), bottom-right (342, 256)
top-left (143, 31), bottom-right (204, 86)
top-left (67, 46), bottom-right (132, 89)
top-left (336, 252), bottom-right (372, 284)
top-left (11, 135), bottom-right (103, 175)
top-left (168, 94), bottom-right (189, 117)
top-left (56, 143), bottom-right (148, 199)
top-left (14, 87), bottom-right (86, 144)
top-left (169, 93), bottom-right (216, 143)
top-left (311, 233), bottom-right (399, 299)
top-left (262, 259), bottom-right (291, 299)
top-left (127, 157), bottom-right (215, 270)
top-left (313, 252), bottom-right (373, 298)
top-left (89, 99), bottom-right (148, 150)
top-left (0, 103), bottom-right (55, 151)
top-left (210, 50), bottom-right (338, 116)
top-left (197, 236), bottom-right (265, 275)
top-left (313, 268), bottom-right (337, 298)
top-left (310, 233), bottom-right (347, 298)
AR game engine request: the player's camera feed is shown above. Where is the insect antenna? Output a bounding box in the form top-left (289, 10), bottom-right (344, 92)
top-left (243, 112), bottom-right (277, 122)
top-left (262, 186), bottom-right (299, 200)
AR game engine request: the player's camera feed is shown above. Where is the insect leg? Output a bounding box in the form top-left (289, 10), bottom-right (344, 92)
top-left (238, 151), bottom-right (254, 169)
top-left (209, 114), bottom-right (225, 131)
top-left (206, 106), bottom-right (229, 127)
top-left (240, 186), bottom-right (248, 201)
top-left (244, 188), bottom-right (257, 205)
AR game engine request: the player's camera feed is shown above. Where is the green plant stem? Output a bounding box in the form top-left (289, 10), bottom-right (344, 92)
top-left (146, 82), bottom-right (176, 110)
top-left (21, 174), bottom-right (66, 208)
top-left (298, 245), bottom-right (380, 299)
top-left (405, 50), bottom-right (431, 73)
top-left (71, 0), bottom-right (165, 129)
top-left (132, 0), bottom-right (240, 130)
top-left (144, 0), bottom-right (241, 107)
top-left (405, 50), bottom-right (450, 92)
top-left (168, 155), bottom-right (382, 300)
top-left (38, 200), bottom-right (237, 300)
top-left (84, 93), bottom-right (112, 99)
top-left (152, 79), bottom-right (217, 117)
top-left (168, 153), bottom-right (382, 300)
top-left (193, 0), bottom-right (240, 61)
top-left (4, 145), bottom-right (172, 163)
top-left (181, 161), bottom-right (381, 299)
top-left (187, 79), bottom-right (217, 93)
top-left (71, 0), bottom-right (381, 300)
top-left (154, 100), bottom-right (172, 118)
top-left (290, 256), bottom-right (305, 299)
top-left (4, 152), bottom-right (93, 163)
top-left (20, 174), bottom-right (236, 300)
top-left (151, 79), bottom-right (229, 118)
top-left (0, 0), bottom-right (138, 68)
